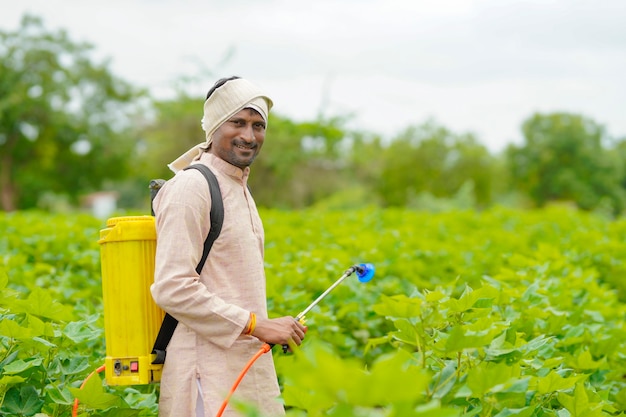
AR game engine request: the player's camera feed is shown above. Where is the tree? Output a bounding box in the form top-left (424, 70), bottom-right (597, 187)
top-left (249, 114), bottom-right (350, 208)
top-left (610, 138), bottom-right (626, 191)
top-left (506, 112), bottom-right (625, 214)
top-left (134, 93), bottom-right (205, 182)
top-left (0, 15), bottom-right (144, 211)
top-left (375, 120), bottom-right (494, 207)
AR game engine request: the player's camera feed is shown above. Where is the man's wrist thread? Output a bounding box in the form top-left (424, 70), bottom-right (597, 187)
top-left (244, 312), bottom-right (257, 335)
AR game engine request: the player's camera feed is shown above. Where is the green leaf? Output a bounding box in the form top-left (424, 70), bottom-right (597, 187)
top-left (556, 382), bottom-right (604, 417)
top-left (3, 357), bottom-right (44, 374)
top-left (12, 287), bottom-right (72, 321)
top-left (358, 350), bottom-right (429, 405)
top-left (63, 320), bottom-right (102, 343)
top-left (0, 349), bottom-right (19, 369)
top-left (391, 318), bottom-right (419, 346)
top-left (280, 344), bottom-right (342, 413)
top-left (99, 408), bottom-right (140, 417)
top-left (466, 362), bottom-right (520, 397)
top-left (492, 406), bottom-right (536, 417)
top-left (0, 318), bottom-right (33, 340)
top-left (0, 385), bottom-right (44, 416)
top-left (472, 297), bottom-right (494, 309)
top-left (447, 285), bottom-right (498, 314)
top-left (413, 400), bottom-right (462, 417)
top-left (430, 361), bottom-right (458, 399)
top-left (59, 357), bottom-right (91, 375)
top-left (0, 267), bottom-right (8, 290)
top-left (535, 371), bottom-right (584, 394)
top-left (283, 384), bottom-right (320, 412)
top-left (0, 375), bottom-right (26, 385)
top-left (567, 350), bottom-right (603, 371)
top-left (26, 314), bottom-right (55, 338)
top-left (424, 290), bottom-right (447, 303)
top-left (68, 371), bottom-right (121, 410)
top-left (30, 336), bottom-right (56, 349)
top-left (445, 324), bottom-right (501, 352)
top-left (372, 294), bottom-right (422, 318)
top-left (614, 387), bottom-right (626, 410)
top-left (46, 385), bottom-right (75, 405)
top-left (492, 377), bottom-right (529, 394)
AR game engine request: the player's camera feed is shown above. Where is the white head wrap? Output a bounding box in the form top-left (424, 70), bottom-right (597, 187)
top-left (168, 78), bottom-right (273, 173)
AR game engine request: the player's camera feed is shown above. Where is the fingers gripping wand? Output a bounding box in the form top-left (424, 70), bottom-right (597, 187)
top-left (216, 263), bottom-right (375, 417)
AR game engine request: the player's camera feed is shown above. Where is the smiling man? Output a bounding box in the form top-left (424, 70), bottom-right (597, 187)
top-left (151, 77), bottom-right (306, 417)
top-left (210, 107), bottom-right (266, 169)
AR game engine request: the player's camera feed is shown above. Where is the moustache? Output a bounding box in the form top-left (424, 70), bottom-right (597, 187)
top-left (233, 140), bottom-right (257, 149)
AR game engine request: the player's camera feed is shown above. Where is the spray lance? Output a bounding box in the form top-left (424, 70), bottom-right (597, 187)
top-left (215, 262), bottom-right (375, 417)
top-left (292, 262), bottom-right (374, 330)
top-left (275, 262), bottom-right (375, 352)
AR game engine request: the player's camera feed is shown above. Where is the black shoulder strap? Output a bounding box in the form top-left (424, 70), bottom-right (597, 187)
top-left (187, 165), bottom-right (224, 275)
top-left (151, 164), bottom-right (224, 365)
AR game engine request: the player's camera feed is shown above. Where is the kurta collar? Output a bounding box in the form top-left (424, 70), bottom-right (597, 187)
top-left (198, 152), bottom-right (251, 185)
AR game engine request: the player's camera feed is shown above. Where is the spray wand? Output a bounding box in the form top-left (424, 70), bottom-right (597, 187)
top-left (216, 263), bottom-right (375, 417)
top-left (294, 263), bottom-right (375, 321)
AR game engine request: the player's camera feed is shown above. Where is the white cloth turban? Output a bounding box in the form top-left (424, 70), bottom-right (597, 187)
top-left (168, 78), bottom-right (273, 173)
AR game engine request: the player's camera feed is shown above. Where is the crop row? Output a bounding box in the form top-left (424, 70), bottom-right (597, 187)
top-left (1, 207), bottom-right (626, 416)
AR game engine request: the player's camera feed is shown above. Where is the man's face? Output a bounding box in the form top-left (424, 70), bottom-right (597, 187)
top-left (209, 108), bottom-right (266, 169)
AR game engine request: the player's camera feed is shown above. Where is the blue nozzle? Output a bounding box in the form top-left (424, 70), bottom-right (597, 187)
top-left (356, 263), bottom-right (375, 283)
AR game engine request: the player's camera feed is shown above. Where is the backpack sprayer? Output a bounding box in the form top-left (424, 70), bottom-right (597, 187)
top-left (72, 213), bottom-right (375, 416)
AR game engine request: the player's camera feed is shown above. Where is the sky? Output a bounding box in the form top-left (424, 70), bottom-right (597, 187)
top-left (2, 0), bottom-right (625, 153)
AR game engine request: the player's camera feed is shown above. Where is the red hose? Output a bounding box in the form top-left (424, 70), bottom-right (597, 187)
top-left (72, 364), bottom-right (106, 416)
top-left (215, 343), bottom-right (272, 417)
top-left (72, 344), bottom-right (271, 417)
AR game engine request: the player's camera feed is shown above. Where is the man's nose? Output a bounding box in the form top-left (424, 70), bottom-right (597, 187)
top-left (241, 124), bottom-right (255, 142)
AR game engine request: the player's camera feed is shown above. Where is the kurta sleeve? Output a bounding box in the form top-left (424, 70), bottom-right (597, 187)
top-left (150, 169), bottom-right (250, 349)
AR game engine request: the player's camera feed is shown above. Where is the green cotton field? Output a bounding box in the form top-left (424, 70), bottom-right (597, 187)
top-left (2, 206), bottom-right (626, 416)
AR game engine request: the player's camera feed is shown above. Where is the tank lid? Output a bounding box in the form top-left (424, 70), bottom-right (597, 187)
top-left (106, 216), bottom-right (154, 227)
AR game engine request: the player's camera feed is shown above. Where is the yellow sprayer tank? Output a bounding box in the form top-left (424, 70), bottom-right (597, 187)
top-left (99, 216), bottom-right (163, 385)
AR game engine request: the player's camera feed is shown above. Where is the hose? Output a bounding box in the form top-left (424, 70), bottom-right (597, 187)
top-left (215, 343), bottom-right (272, 417)
top-left (72, 364), bottom-right (106, 417)
top-left (72, 345), bottom-right (272, 417)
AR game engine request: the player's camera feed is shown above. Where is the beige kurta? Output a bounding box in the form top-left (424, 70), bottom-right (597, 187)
top-left (151, 152), bottom-right (284, 417)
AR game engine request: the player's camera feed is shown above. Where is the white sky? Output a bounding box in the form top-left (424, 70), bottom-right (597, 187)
top-left (2, 0), bottom-right (625, 152)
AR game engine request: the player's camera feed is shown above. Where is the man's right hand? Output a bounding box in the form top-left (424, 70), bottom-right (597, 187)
top-left (251, 316), bottom-right (307, 349)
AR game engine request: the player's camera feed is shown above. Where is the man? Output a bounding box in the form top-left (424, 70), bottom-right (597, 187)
top-left (151, 76), bottom-right (307, 417)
